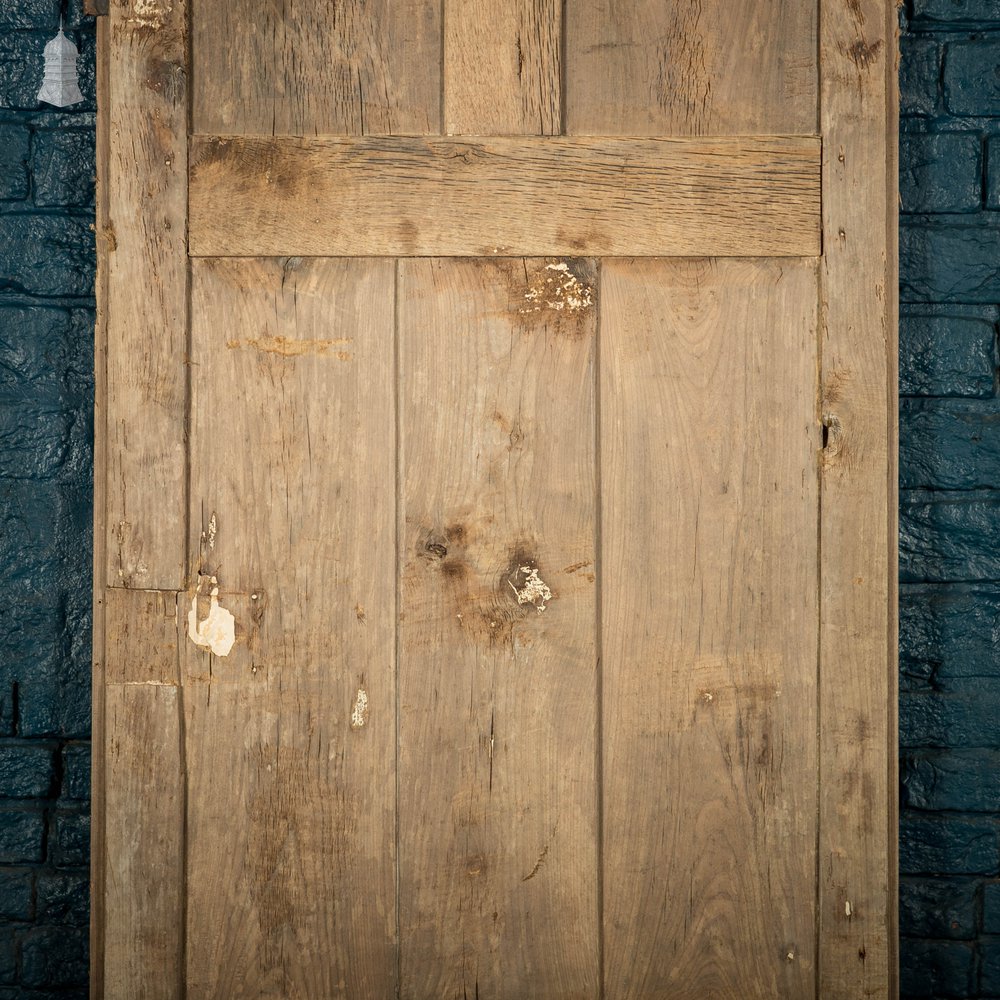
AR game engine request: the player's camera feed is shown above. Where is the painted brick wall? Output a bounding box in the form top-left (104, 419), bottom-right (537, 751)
top-left (900, 1), bottom-right (1000, 996)
top-left (0, 1), bottom-right (94, 996)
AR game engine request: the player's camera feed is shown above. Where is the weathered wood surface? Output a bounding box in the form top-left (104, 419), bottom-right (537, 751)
top-left (396, 258), bottom-right (600, 999)
top-left (187, 135), bottom-right (822, 259)
top-left (183, 258), bottom-right (397, 999)
top-left (818, 0), bottom-right (898, 996)
top-left (444, 0), bottom-right (561, 134)
top-left (90, 15), bottom-right (109, 997)
top-left (600, 258), bottom-right (820, 999)
top-left (105, 0), bottom-right (188, 589)
top-left (191, 0), bottom-right (441, 136)
top-left (565, 0), bottom-right (818, 135)
top-left (103, 589), bottom-right (184, 1000)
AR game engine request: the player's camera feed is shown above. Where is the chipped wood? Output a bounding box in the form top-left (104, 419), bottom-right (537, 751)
top-left (188, 134), bottom-right (822, 259)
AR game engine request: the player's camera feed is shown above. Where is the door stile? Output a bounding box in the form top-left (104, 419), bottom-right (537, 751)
top-left (817, 0), bottom-right (899, 997)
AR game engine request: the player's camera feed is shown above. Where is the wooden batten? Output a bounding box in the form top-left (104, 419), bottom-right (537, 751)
top-left (817, 0), bottom-right (899, 997)
top-left (187, 135), bottom-right (822, 259)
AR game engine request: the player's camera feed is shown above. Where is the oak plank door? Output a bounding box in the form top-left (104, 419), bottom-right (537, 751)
top-left (92, 1), bottom-right (898, 998)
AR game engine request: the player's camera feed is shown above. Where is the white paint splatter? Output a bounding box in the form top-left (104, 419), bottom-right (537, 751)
top-left (509, 565), bottom-right (552, 614)
top-left (522, 262), bottom-right (595, 314)
top-left (351, 688), bottom-right (369, 729)
top-left (129, 0), bottom-right (172, 28)
top-left (187, 578), bottom-right (235, 656)
top-left (845, 900), bottom-right (853, 917)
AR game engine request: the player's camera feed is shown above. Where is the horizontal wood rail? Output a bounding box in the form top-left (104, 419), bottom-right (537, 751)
top-left (188, 134), bottom-right (821, 258)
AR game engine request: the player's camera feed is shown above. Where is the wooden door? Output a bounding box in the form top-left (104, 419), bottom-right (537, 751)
top-left (91, 1), bottom-right (898, 997)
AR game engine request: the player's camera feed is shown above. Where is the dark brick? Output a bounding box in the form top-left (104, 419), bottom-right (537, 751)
top-left (20, 926), bottom-right (87, 989)
top-left (903, 749), bottom-right (1000, 810)
top-left (987, 138), bottom-right (1000, 211)
top-left (0, 931), bottom-right (14, 986)
top-left (0, 215), bottom-right (93, 297)
top-left (32, 130), bottom-right (94, 208)
top-left (900, 813), bottom-right (1000, 874)
top-left (36, 872), bottom-right (87, 926)
top-left (901, 586), bottom-right (1000, 685)
top-left (900, 494), bottom-right (1000, 582)
top-left (0, 32), bottom-right (49, 110)
top-left (901, 220), bottom-right (1000, 304)
top-left (900, 937), bottom-right (977, 997)
top-left (0, 0), bottom-right (59, 31)
top-left (981, 937), bottom-right (1000, 993)
top-left (902, 687), bottom-right (1000, 745)
top-left (49, 811), bottom-right (88, 867)
top-left (900, 877), bottom-right (979, 939)
top-left (985, 880), bottom-right (1000, 932)
top-left (914, 0), bottom-right (1000, 19)
top-left (0, 869), bottom-right (33, 921)
top-left (901, 134), bottom-right (982, 214)
top-left (0, 124), bottom-right (29, 201)
top-left (900, 311), bottom-right (996, 398)
top-left (900, 400), bottom-right (1000, 489)
top-left (60, 744), bottom-right (87, 801)
top-left (902, 37), bottom-right (943, 117)
top-left (0, 744), bottom-right (54, 798)
top-left (0, 808), bottom-right (44, 863)
top-left (945, 39), bottom-right (1000, 115)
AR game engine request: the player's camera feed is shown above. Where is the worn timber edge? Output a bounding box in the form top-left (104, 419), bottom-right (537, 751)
top-left (187, 134), bottom-right (822, 258)
top-left (90, 16), bottom-right (108, 999)
top-left (817, 0), bottom-right (899, 997)
top-left (95, 0), bottom-right (190, 995)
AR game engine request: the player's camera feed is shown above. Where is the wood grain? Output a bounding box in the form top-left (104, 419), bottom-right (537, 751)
top-left (397, 258), bottom-right (600, 999)
top-left (191, 0), bottom-right (440, 136)
top-left (103, 590), bottom-right (184, 999)
top-left (188, 135), bottom-right (821, 259)
top-left (183, 258), bottom-right (396, 999)
top-left (564, 0), bottom-right (817, 135)
top-left (90, 15), bottom-right (109, 997)
top-left (818, 0), bottom-right (898, 995)
top-left (105, 0), bottom-right (188, 589)
top-left (104, 587), bottom-right (180, 684)
top-left (444, 0), bottom-right (561, 134)
top-left (600, 258), bottom-right (820, 1000)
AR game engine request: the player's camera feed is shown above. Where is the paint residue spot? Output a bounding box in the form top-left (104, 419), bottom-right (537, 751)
top-left (187, 577), bottom-right (235, 656)
top-left (508, 565), bottom-right (552, 614)
top-left (351, 688), bottom-right (369, 729)
top-left (129, 0), bottom-right (172, 27)
top-left (521, 262), bottom-right (594, 315)
top-left (845, 900), bottom-right (853, 917)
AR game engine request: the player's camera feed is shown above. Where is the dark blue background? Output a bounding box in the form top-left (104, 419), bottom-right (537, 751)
top-left (0, 0), bottom-right (94, 994)
top-left (2, 0), bottom-right (999, 994)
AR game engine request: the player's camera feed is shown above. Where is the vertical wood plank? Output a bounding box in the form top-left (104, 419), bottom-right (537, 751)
top-left (564, 0), bottom-right (817, 136)
top-left (105, 0), bottom-right (188, 588)
top-left (90, 14), bottom-right (110, 997)
top-left (192, 0), bottom-right (441, 136)
top-left (600, 259), bottom-right (820, 1000)
top-left (397, 258), bottom-right (600, 999)
top-left (184, 258), bottom-right (397, 999)
top-left (818, 0), bottom-right (898, 995)
top-left (444, 0), bottom-right (561, 134)
top-left (103, 589), bottom-right (184, 999)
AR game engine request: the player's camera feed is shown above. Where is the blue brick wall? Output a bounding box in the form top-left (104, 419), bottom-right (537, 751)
top-left (901, 2), bottom-right (1000, 996)
top-left (0, 0), bottom-right (94, 996)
